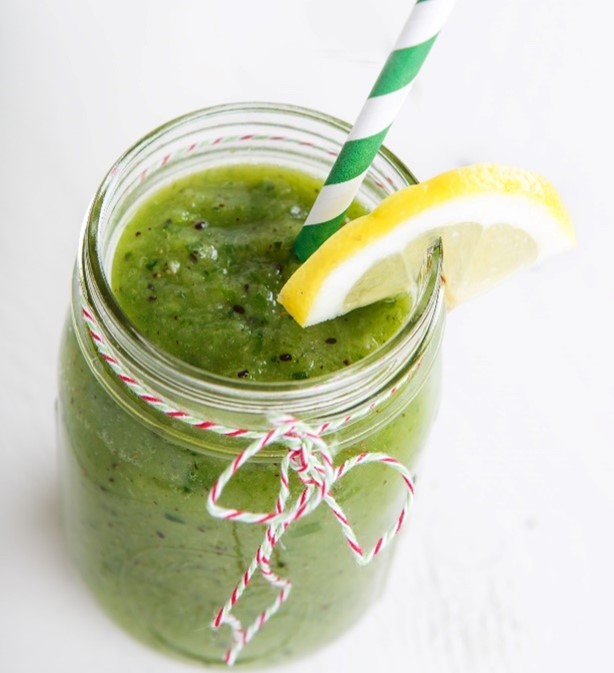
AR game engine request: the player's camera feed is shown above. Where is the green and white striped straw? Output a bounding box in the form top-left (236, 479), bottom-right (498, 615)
top-left (294, 0), bottom-right (457, 261)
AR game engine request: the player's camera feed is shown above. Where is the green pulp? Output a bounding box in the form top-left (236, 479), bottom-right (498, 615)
top-left (58, 163), bottom-right (442, 666)
top-left (111, 164), bottom-right (410, 381)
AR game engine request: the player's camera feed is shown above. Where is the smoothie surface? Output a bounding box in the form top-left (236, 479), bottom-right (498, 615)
top-left (111, 164), bottom-right (410, 381)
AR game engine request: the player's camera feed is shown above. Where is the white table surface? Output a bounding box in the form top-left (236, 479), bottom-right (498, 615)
top-left (1, 1), bottom-right (613, 671)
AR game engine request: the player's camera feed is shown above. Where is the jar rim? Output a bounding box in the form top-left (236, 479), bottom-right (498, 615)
top-left (77, 102), bottom-right (443, 419)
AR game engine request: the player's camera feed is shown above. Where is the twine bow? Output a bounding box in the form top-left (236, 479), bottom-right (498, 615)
top-left (207, 414), bottom-right (415, 666)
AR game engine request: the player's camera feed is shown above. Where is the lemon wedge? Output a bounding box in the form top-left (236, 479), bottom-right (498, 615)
top-left (278, 164), bottom-right (575, 326)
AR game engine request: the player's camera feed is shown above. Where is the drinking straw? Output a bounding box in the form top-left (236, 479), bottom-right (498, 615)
top-left (293, 0), bottom-right (457, 261)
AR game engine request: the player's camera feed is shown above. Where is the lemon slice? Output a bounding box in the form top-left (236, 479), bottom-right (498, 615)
top-left (278, 164), bottom-right (575, 326)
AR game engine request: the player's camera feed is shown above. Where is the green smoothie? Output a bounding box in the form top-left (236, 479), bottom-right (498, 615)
top-left (111, 164), bottom-right (410, 381)
top-left (59, 158), bottom-right (442, 665)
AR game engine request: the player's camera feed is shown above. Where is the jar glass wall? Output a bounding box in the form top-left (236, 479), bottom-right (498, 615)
top-left (57, 103), bottom-right (444, 666)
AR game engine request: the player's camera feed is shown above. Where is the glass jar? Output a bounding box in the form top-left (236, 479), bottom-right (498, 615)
top-left (57, 103), bottom-right (445, 666)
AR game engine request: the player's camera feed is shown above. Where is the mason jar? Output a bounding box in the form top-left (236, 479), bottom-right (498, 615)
top-left (57, 103), bottom-right (445, 666)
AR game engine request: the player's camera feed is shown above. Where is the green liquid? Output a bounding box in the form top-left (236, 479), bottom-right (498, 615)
top-left (111, 164), bottom-right (410, 380)
top-left (58, 163), bottom-right (442, 666)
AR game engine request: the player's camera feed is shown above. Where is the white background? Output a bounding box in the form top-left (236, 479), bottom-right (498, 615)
top-left (1, 1), bottom-right (613, 671)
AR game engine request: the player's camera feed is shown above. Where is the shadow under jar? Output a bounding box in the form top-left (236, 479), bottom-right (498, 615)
top-left (57, 103), bottom-right (445, 666)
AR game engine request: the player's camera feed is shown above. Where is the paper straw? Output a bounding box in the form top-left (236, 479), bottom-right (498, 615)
top-left (293, 0), bottom-right (457, 261)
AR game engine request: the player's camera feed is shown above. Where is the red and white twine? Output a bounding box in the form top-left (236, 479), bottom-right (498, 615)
top-left (116, 132), bottom-right (392, 201)
top-left (81, 304), bottom-right (415, 666)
